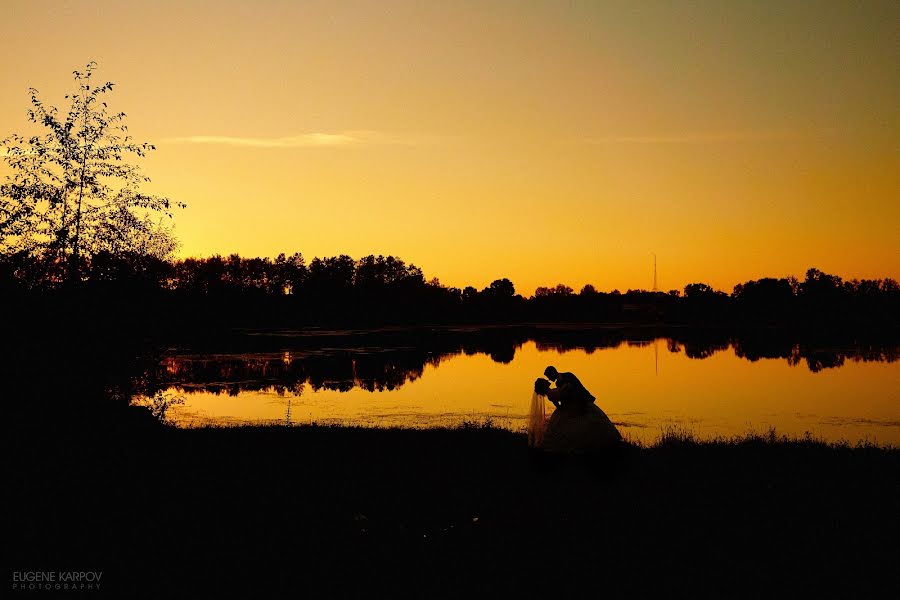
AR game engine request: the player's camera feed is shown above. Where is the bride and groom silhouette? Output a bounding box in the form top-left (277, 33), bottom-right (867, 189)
top-left (529, 366), bottom-right (621, 451)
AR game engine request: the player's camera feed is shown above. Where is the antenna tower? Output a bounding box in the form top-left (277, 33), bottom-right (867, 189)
top-left (652, 253), bottom-right (659, 292)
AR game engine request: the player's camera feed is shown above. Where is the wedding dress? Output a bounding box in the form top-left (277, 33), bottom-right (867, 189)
top-left (530, 385), bottom-right (621, 452)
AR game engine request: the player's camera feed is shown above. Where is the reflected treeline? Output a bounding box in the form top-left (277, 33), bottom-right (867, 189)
top-left (149, 328), bottom-right (899, 396)
top-left (155, 350), bottom-right (440, 396)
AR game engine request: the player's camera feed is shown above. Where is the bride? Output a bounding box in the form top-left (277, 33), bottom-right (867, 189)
top-left (529, 372), bottom-right (621, 452)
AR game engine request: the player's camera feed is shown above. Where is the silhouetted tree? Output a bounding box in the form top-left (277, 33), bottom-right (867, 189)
top-left (683, 283), bottom-right (717, 299)
top-left (273, 252), bottom-right (307, 295)
top-left (732, 277), bottom-right (795, 322)
top-left (485, 278), bottom-right (516, 298)
top-left (0, 62), bottom-right (184, 284)
top-left (307, 255), bottom-right (355, 292)
top-left (800, 268), bottom-right (844, 303)
top-left (535, 284), bottom-right (574, 297)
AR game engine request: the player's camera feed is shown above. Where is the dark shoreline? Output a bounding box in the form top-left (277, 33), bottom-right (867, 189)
top-left (10, 414), bottom-right (900, 598)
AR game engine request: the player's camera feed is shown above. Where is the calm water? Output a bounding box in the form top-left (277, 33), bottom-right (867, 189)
top-left (133, 332), bottom-right (900, 445)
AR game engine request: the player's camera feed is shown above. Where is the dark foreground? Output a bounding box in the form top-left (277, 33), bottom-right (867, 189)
top-left (10, 409), bottom-right (899, 599)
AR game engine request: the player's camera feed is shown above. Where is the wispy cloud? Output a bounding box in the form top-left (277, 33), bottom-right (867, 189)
top-left (0, 147), bottom-right (38, 157)
top-left (585, 130), bottom-right (806, 145)
top-left (165, 130), bottom-right (421, 148)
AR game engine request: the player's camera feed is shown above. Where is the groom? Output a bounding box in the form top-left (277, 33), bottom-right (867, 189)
top-left (544, 365), bottom-right (596, 409)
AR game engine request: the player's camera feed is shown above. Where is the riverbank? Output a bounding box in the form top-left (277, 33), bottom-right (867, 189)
top-left (10, 414), bottom-right (898, 598)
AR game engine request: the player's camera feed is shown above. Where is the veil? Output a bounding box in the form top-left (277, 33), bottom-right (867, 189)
top-left (527, 391), bottom-right (547, 448)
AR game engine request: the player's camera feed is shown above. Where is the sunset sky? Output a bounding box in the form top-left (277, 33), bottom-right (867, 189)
top-left (2, 0), bottom-right (897, 294)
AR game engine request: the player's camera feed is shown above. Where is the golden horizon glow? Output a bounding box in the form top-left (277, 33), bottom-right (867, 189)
top-left (2, 1), bottom-right (898, 294)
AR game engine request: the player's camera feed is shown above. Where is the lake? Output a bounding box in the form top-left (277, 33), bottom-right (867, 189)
top-left (132, 328), bottom-right (900, 445)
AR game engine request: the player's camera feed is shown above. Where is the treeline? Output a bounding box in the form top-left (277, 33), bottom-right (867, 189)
top-left (1, 251), bottom-right (897, 330)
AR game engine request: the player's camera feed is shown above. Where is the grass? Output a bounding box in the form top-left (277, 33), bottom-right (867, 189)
top-left (10, 402), bottom-right (900, 598)
top-left (204, 417), bottom-right (893, 451)
top-left (648, 423), bottom-right (892, 450)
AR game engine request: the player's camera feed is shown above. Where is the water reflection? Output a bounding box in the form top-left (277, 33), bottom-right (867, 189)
top-left (152, 335), bottom-right (898, 396)
top-left (130, 329), bottom-right (900, 444)
top-left (158, 349), bottom-right (437, 396)
top-left (135, 330), bottom-right (899, 444)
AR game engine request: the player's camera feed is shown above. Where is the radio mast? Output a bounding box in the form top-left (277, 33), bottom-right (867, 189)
top-left (652, 253), bottom-right (659, 292)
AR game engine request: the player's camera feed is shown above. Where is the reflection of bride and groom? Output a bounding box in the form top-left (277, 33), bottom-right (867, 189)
top-left (529, 366), bottom-right (621, 451)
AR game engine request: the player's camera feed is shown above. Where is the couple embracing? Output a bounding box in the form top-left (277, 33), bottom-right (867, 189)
top-left (529, 366), bottom-right (621, 452)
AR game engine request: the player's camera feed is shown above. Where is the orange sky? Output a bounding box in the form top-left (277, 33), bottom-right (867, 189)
top-left (2, 1), bottom-right (898, 294)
